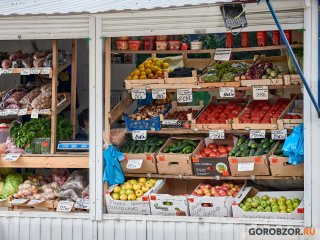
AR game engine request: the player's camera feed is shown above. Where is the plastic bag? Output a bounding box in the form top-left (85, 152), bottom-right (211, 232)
top-left (9, 51), bottom-right (23, 61)
top-left (5, 91), bottom-right (26, 104)
top-left (6, 104), bottom-right (20, 109)
top-left (52, 169), bottom-right (70, 186)
top-left (2, 89), bottom-right (17, 102)
top-left (58, 170), bottom-right (89, 201)
top-left (282, 124), bottom-right (304, 165)
top-left (40, 84), bottom-right (52, 93)
top-left (103, 145), bottom-right (125, 185)
top-left (33, 59), bottom-right (44, 68)
top-left (12, 59), bottom-right (23, 68)
top-left (31, 92), bottom-right (52, 109)
top-left (5, 137), bottom-right (25, 154)
top-left (19, 87), bottom-right (41, 106)
top-left (1, 59), bottom-right (12, 69)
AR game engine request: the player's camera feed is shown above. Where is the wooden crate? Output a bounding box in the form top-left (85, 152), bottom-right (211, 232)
top-left (283, 74), bottom-right (301, 85)
top-left (277, 96), bottom-right (303, 130)
top-left (198, 76), bottom-right (241, 88)
top-left (164, 70), bottom-right (198, 84)
top-left (240, 76), bottom-right (284, 87)
top-left (125, 78), bottom-right (164, 90)
top-left (232, 97), bottom-right (295, 130)
top-left (12, 200), bottom-right (58, 211)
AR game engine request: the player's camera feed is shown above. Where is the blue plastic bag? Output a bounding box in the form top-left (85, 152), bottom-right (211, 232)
top-left (282, 124), bottom-right (304, 165)
top-left (103, 145), bottom-right (125, 185)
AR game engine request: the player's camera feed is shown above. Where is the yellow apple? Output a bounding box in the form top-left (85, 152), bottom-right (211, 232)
top-left (128, 194), bottom-right (137, 201)
top-left (142, 186), bottom-right (150, 193)
top-left (150, 179), bottom-right (157, 185)
top-left (125, 183), bottom-right (133, 190)
top-left (138, 178), bottom-right (147, 184)
top-left (126, 189), bottom-right (134, 195)
top-left (120, 194), bottom-right (128, 201)
top-left (135, 190), bottom-right (143, 197)
top-left (111, 193), bottom-right (120, 200)
top-left (113, 186), bottom-right (121, 193)
top-left (138, 183), bottom-right (144, 187)
top-left (145, 181), bottom-right (154, 188)
top-left (129, 179), bottom-right (138, 184)
top-left (133, 183), bottom-right (142, 191)
top-left (119, 189), bottom-right (127, 195)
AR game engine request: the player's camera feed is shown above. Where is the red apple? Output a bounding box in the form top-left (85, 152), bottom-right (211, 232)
top-left (204, 192), bottom-right (211, 197)
top-left (191, 191), bottom-right (197, 195)
top-left (205, 184), bottom-right (212, 190)
top-left (196, 189), bottom-right (203, 196)
top-left (222, 186), bottom-right (229, 192)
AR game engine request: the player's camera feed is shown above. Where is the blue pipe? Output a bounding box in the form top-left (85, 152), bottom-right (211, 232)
top-left (266, 0), bottom-right (320, 117)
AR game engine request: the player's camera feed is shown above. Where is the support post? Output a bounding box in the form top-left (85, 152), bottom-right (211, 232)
top-left (71, 39), bottom-right (78, 139)
top-left (50, 40), bottom-right (58, 154)
top-left (104, 38), bottom-right (112, 144)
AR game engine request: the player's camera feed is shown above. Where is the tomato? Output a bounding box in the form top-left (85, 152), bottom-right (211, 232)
top-left (226, 146), bottom-right (233, 152)
top-left (203, 147), bottom-right (212, 156)
top-left (209, 152), bottom-right (217, 157)
top-left (226, 102), bottom-right (236, 110)
top-left (212, 148), bottom-right (218, 152)
top-left (197, 153), bottom-right (204, 157)
top-left (208, 143), bottom-right (217, 149)
top-left (219, 147), bottom-right (228, 154)
top-left (292, 114), bottom-right (302, 119)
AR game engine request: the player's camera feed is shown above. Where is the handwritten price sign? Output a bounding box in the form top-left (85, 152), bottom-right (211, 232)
top-left (75, 198), bottom-right (90, 210)
top-left (152, 89), bottom-right (166, 99)
top-left (132, 130), bottom-right (147, 140)
top-left (209, 130), bottom-right (225, 139)
top-left (271, 130), bottom-right (287, 140)
top-left (238, 162), bottom-right (254, 172)
top-left (131, 89), bottom-right (146, 100)
top-left (250, 130), bottom-right (266, 139)
top-left (56, 201), bottom-right (74, 212)
top-left (253, 86), bottom-right (269, 100)
top-left (177, 89), bottom-right (192, 103)
top-left (126, 159), bottom-right (143, 169)
top-left (219, 87), bottom-right (235, 98)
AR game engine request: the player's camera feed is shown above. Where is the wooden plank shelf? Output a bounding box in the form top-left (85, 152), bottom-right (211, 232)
top-left (125, 173), bottom-right (303, 180)
top-left (112, 44), bottom-right (303, 55)
top-left (0, 153), bottom-right (89, 168)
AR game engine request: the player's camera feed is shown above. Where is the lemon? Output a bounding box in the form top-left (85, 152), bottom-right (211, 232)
top-left (138, 64), bottom-right (144, 68)
top-left (145, 68), bottom-right (152, 75)
top-left (162, 62), bottom-right (169, 69)
top-left (140, 75), bottom-right (147, 79)
top-left (148, 73), bottom-right (154, 79)
top-left (140, 71), bottom-right (146, 76)
top-left (132, 75), bottom-right (139, 80)
top-left (127, 76), bottom-right (132, 80)
top-left (133, 69), bottom-right (140, 76)
top-left (151, 66), bottom-right (159, 72)
top-left (139, 66), bottom-right (145, 71)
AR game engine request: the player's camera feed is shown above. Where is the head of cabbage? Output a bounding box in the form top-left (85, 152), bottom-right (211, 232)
top-left (1, 173), bottom-right (23, 199)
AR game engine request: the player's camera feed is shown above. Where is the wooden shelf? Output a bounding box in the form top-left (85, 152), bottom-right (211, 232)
top-left (0, 153), bottom-right (89, 168)
top-left (113, 44), bottom-right (303, 55)
top-left (125, 173), bottom-right (303, 180)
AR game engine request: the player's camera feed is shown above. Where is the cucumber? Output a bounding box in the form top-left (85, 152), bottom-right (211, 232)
top-left (237, 136), bottom-right (247, 146)
top-left (134, 145), bottom-right (142, 153)
top-left (261, 138), bottom-right (269, 143)
top-left (149, 145), bottom-right (157, 153)
top-left (270, 142), bottom-right (277, 149)
top-left (170, 143), bottom-right (189, 153)
top-left (183, 139), bottom-right (198, 147)
top-left (240, 143), bottom-right (249, 151)
top-left (262, 142), bottom-right (271, 149)
top-left (144, 144), bottom-right (150, 153)
top-left (249, 149), bottom-right (256, 157)
top-left (163, 147), bottom-right (171, 153)
top-left (150, 136), bottom-right (159, 143)
top-left (235, 151), bottom-right (242, 157)
top-left (248, 140), bottom-right (256, 148)
top-left (264, 148), bottom-right (271, 154)
top-left (154, 146), bottom-right (161, 153)
top-left (241, 149), bottom-right (250, 157)
top-left (255, 148), bottom-right (265, 156)
top-left (129, 144), bottom-right (136, 153)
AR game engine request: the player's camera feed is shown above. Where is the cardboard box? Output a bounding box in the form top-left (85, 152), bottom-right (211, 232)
top-left (228, 154), bottom-right (271, 176)
top-left (105, 179), bottom-right (164, 215)
top-left (192, 138), bottom-right (232, 177)
top-left (156, 137), bottom-right (204, 175)
top-left (232, 187), bottom-right (304, 220)
top-left (121, 153), bottom-right (158, 174)
top-left (269, 143), bottom-right (303, 177)
top-left (149, 179), bottom-right (201, 216)
top-left (187, 181), bottom-right (245, 217)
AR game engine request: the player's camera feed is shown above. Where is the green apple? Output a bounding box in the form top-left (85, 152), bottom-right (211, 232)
top-left (133, 183), bottom-right (142, 191)
top-left (279, 196), bottom-right (287, 202)
top-left (272, 207), bottom-right (279, 212)
top-left (120, 194), bottom-right (128, 201)
top-left (111, 193), bottom-right (120, 200)
top-left (286, 199), bottom-right (293, 206)
top-left (245, 198), bottom-right (253, 203)
top-left (241, 205), bottom-right (249, 211)
top-left (278, 199), bottom-right (286, 206)
top-left (120, 189), bottom-right (127, 195)
top-left (287, 207), bottom-right (294, 213)
top-left (269, 198), bottom-right (277, 204)
top-left (142, 186), bottom-right (150, 193)
top-left (257, 206), bottom-right (264, 212)
top-left (253, 196), bottom-right (261, 203)
top-left (272, 205), bottom-right (279, 211)
top-left (265, 200), bottom-right (271, 206)
top-left (293, 202), bottom-right (300, 209)
top-left (251, 208), bottom-right (258, 212)
top-left (260, 200), bottom-right (268, 208)
top-left (113, 186), bottom-right (121, 193)
top-left (145, 181), bottom-right (154, 188)
top-left (265, 206), bottom-right (272, 212)
top-left (126, 189), bottom-right (134, 195)
top-left (251, 202), bottom-right (258, 208)
top-left (271, 203), bottom-right (278, 208)
top-left (245, 202), bottom-right (252, 208)
top-left (280, 209), bottom-right (287, 213)
top-left (293, 198), bottom-right (300, 203)
top-left (279, 205), bottom-right (287, 211)
top-left (262, 195), bottom-right (269, 201)
top-left (127, 193), bottom-right (137, 201)
top-left (135, 190), bottom-right (143, 197)
top-left (239, 203), bottom-right (245, 208)
top-left (129, 179), bottom-right (138, 184)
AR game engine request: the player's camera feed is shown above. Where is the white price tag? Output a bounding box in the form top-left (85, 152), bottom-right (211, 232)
top-left (6, 109), bottom-right (18, 115)
top-left (214, 48), bottom-right (232, 61)
top-left (253, 86), bottom-right (269, 100)
top-left (75, 198), bottom-right (90, 210)
top-left (250, 130), bottom-right (266, 139)
top-left (40, 67), bottom-right (51, 74)
top-left (0, 68), bottom-right (13, 74)
top-left (20, 68), bottom-right (31, 75)
top-left (209, 130), bottom-right (225, 139)
top-left (39, 109), bottom-right (51, 114)
top-left (18, 108), bottom-right (28, 116)
top-left (31, 109), bottom-right (39, 119)
top-left (271, 129), bottom-right (287, 140)
top-left (177, 89), bottom-right (192, 103)
top-left (126, 159), bottom-right (143, 169)
top-left (152, 89), bottom-right (166, 99)
top-left (132, 130), bottom-right (147, 141)
top-left (0, 111), bottom-right (8, 116)
top-left (56, 201), bottom-right (74, 212)
top-left (30, 68), bottom-right (41, 74)
top-left (4, 153), bottom-right (21, 161)
top-left (27, 199), bottom-right (44, 206)
top-left (10, 198), bottom-right (28, 205)
top-left (238, 162), bottom-right (255, 172)
top-left (131, 89), bottom-right (146, 100)
top-left (219, 87), bottom-right (235, 98)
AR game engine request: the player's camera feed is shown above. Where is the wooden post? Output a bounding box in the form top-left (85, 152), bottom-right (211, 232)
top-left (104, 38), bottom-right (112, 144)
top-left (50, 40), bottom-right (58, 154)
top-left (71, 40), bottom-right (78, 139)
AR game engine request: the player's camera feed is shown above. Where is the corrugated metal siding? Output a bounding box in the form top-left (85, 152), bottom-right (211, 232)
top-left (0, 0), bottom-right (233, 16)
top-left (101, 1), bottom-right (305, 37)
top-left (0, 15), bottom-right (90, 40)
top-left (0, 215), bottom-right (96, 240)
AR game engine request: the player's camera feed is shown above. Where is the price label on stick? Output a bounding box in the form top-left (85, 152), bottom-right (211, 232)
top-left (18, 108), bottom-right (28, 116)
top-left (30, 68), bottom-right (41, 74)
top-left (10, 198), bottom-right (28, 205)
top-left (20, 68), bottom-right (31, 75)
top-left (75, 198), bottom-right (90, 210)
top-left (209, 130), bottom-right (225, 139)
top-left (31, 109), bottom-right (39, 119)
top-left (250, 130), bottom-right (266, 139)
top-left (131, 89), bottom-right (146, 100)
top-left (271, 129), bottom-right (287, 140)
top-left (27, 199), bottom-right (44, 206)
top-left (238, 162), bottom-right (254, 172)
top-left (152, 89), bottom-right (166, 99)
top-left (253, 86), bottom-right (269, 100)
top-left (0, 68), bottom-right (13, 75)
top-left (214, 48), bottom-right (232, 61)
top-left (6, 109), bottom-right (18, 115)
top-left (219, 87), bottom-right (235, 98)
top-left (132, 130), bottom-right (147, 140)
top-left (4, 153), bottom-right (21, 161)
top-left (126, 159), bottom-right (143, 169)
top-left (40, 67), bottom-right (51, 75)
top-left (177, 89), bottom-right (192, 103)
top-left (56, 201), bottom-right (74, 212)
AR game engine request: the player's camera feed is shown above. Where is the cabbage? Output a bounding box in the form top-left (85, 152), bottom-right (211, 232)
top-left (0, 182), bottom-right (4, 196)
top-left (1, 173), bottom-right (23, 199)
top-left (0, 168), bottom-right (14, 177)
